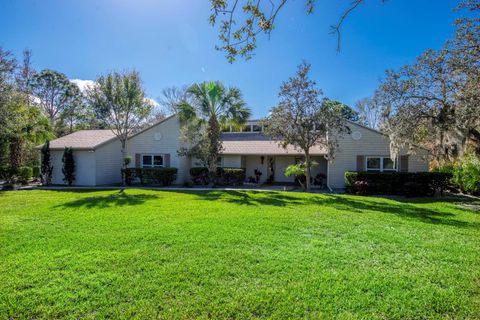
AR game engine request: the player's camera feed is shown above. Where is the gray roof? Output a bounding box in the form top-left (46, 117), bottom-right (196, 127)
top-left (47, 130), bottom-right (117, 150)
top-left (220, 133), bottom-right (327, 155)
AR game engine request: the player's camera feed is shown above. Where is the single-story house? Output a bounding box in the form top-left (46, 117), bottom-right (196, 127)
top-left (44, 114), bottom-right (429, 188)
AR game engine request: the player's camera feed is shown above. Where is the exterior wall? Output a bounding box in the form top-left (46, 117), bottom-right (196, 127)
top-left (127, 115), bottom-right (190, 184)
top-left (222, 155), bottom-right (242, 168)
top-left (274, 156), bottom-right (296, 183)
top-left (245, 155), bottom-right (269, 183)
top-left (95, 139), bottom-right (123, 185)
top-left (51, 149), bottom-right (96, 186)
top-left (328, 123), bottom-right (430, 189)
top-left (409, 149), bottom-right (430, 172)
top-left (311, 156), bottom-right (328, 178)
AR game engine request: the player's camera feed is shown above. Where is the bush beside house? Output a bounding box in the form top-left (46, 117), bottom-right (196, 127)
top-left (122, 168), bottom-right (178, 186)
top-left (189, 167), bottom-right (246, 186)
top-left (435, 155), bottom-right (480, 195)
top-left (345, 171), bottom-right (452, 196)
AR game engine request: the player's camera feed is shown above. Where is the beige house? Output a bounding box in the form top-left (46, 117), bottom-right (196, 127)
top-left (45, 114), bottom-right (429, 188)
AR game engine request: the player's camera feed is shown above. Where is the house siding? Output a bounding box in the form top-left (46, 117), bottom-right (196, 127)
top-left (127, 115), bottom-right (190, 184)
top-left (328, 123), bottom-right (429, 189)
top-left (95, 139), bottom-right (123, 185)
top-left (51, 149), bottom-right (96, 186)
top-left (222, 155), bottom-right (242, 168)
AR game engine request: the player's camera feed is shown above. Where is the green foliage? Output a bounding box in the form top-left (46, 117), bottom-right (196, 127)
top-left (217, 168), bottom-right (246, 186)
top-left (30, 69), bottom-right (82, 126)
top-left (62, 147), bottom-right (75, 186)
top-left (123, 156), bottom-right (132, 167)
top-left (178, 81), bottom-right (250, 175)
top-left (40, 141), bottom-right (53, 185)
top-left (189, 167), bottom-right (246, 186)
top-left (1, 190), bottom-right (479, 318)
top-left (284, 164), bottom-right (306, 177)
top-left (32, 166), bottom-right (40, 178)
top-left (18, 166), bottom-right (32, 184)
top-left (344, 171), bottom-right (452, 196)
top-left (122, 168), bottom-right (178, 186)
top-left (437, 155), bottom-right (480, 195)
top-left (324, 100), bottom-right (359, 122)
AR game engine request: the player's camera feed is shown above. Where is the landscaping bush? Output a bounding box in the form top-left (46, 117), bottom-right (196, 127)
top-left (190, 167), bottom-right (210, 185)
top-left (345, 171), bottom-right (452, 196)
top-left (32, 166), bottom-right (40, 179)
top-left (217, 168), bottom-right (246, 186)
top-left (189, 167), bottom-right (246, 186)
top-left (0, 165), bottom-right (9, 180)
top-left (122, 168), bottom-right (178, 186)
top-left (435, 155), bottom-right (480, 195)
top-left (18, 166), bottom-right (33, 184)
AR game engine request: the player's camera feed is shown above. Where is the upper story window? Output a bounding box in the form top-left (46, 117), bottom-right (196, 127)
top-left (366, 156), bottom-right (397, 172)
top-left (223, 122), bottom-right (262, 133)
top-left (142, 154), bottom-right (164, 168)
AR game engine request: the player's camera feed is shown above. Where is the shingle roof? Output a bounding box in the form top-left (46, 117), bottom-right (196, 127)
top-left (47, 130), bottom-right (117, 150)
top-left (220, 133), bottom-right (327, 155)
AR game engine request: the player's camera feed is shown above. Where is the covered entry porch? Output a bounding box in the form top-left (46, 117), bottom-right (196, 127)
top-left (222, 154), bottom-right (329, 188)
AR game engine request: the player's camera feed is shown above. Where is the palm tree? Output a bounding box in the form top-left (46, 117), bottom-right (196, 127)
top-left (178, 81), bottom-right (251, 179)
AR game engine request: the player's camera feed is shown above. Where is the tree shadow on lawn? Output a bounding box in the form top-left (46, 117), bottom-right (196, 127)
top-left (53, 189), bottom-right (159, 209)
top-left (176, 190), bottom-right (480, 229)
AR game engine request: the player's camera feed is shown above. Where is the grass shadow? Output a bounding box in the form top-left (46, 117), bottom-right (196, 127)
top-left (54, 189), bottom-right (159, 209)
top-left (172, 190), bottom-right (480, 229)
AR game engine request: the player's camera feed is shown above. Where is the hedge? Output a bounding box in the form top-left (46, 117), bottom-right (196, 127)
top-left (18, 166), bottom-right (33, 184)
top-left (122, 168), bottom-right (178, 186)
top-left (435, 155), bottom-right (480, 195)
top-left (345, 171), bottom-right (452, 196)
top-left (189, 167), bottom-right (246, 186)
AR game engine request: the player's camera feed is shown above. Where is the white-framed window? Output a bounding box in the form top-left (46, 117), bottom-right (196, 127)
top-left (366, 156), bottom-right (397, 172)
top-left (142, 154), bottom-right (164, 168)
top-left (217, 156), bottom-right (223, 168)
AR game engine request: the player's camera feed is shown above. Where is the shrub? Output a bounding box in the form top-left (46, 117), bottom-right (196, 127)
top-left (217, 168), bottom-right (246, 186)
top-left (0, 165), bottom-right (9, 180)
top-left (62, 147), bottom-right (75, 186)
top-left (122, 168), bottom-right (178, 186)
top-left (452, 156), bottom-right (480, 195)
top-left (32, 166), bottom-right (40, 178)
top-left (344, 171), bottom-right (452, 196)
top-left (190, 167), bottom-right (210, 185)
top-left (189, 167), bottom-right (246, 186)
top-left (18, 166), bottom-right (33, 184)
top-left (41, 141), bottom-right (53, 185)
top-left (436, 155), bottom-right (480, 195)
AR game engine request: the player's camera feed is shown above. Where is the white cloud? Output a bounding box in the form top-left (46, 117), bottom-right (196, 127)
top-left (71, 78), bottom-right (159, 108)
top-left (70, 79), bottom-right (96, 92)
top-left (144, 97), bottom-right (160, 107)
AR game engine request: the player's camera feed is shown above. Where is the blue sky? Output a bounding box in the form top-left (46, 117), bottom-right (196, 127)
top-left (0, 0), bottom-right (460, 118)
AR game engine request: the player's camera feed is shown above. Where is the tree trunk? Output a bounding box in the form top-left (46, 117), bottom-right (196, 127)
top-left (121, 139), bottom-right (127, 186)
top-left (207, 115), bottom-right (221, 186)
top-left (305, 151), bottom-right (311, 192)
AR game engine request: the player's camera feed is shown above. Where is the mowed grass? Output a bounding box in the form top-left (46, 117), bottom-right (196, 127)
top-left (0, 190), bottom-right (479, 319)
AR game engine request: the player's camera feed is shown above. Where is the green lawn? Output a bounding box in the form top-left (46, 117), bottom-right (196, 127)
top-left (1, 190), bottom-right (479, 319)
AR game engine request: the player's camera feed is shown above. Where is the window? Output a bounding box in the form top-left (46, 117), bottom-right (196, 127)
top-left (366, 156), bottom-right (397, 172)
top-left (142, 154), bottom-right (164, 168)
top-left (252, 125), bottom-right (262, 132)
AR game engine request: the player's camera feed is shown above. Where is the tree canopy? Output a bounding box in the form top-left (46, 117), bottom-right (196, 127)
top-left (262, 62), bottom-right (349, 191)
top-left (177, 81), bottom-right (251, 178)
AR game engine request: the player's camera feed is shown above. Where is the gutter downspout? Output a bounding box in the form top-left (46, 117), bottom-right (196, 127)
top-left (325, 155), bottom-right (333, 192)
top-left (325, 130), bottom-right (333, 192)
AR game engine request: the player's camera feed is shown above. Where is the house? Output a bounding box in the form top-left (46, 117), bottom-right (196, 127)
top-left (43, 114), bottom-right (429, 188)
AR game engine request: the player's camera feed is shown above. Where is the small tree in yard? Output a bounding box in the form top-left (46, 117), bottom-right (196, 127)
top-left (177, 81), bottom-right (251, 183)
top-left (88, 71), bottom-right (152, 184)
top-left (262, 62), bottom-right (349, 191)
top-left (41, 140), bottom-right (53, 185)
top-left (62, 147), bottom-right (75, 186)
